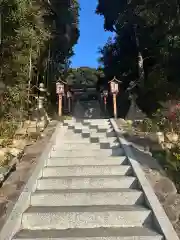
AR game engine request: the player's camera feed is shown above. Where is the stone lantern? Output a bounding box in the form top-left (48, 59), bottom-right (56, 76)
top-left (102, 89), bottom-right (108, 112)
top-left (108, 77), bottom-right (122, 118)
top-left (37, 83), bottom-right (47, 109)
top-left (36, 83), bottom-right (49, 131)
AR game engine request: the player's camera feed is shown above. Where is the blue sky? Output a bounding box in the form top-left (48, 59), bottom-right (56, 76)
top-left (71, 0), bottom-right (112, 68)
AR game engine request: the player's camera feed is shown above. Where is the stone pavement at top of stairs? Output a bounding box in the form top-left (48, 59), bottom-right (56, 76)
top-left (72, 100), bottom-right (105, 119)
top-left (116, 118), bottom-right (180, 238)
top-left (0, 120), bottom-right (58, 231)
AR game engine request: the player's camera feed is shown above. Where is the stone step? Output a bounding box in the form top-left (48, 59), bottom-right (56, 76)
top-left (70, 123), bottom-right (87, 128)
top-left (99, 136), bottom-right (118, 142)
top-left (75, 127), bottom-right (114, 134)
top-left (88, 126), bottom-right (111, 131)
top-left (73, 127), bottom-right (112, 134)
top-left (89, 136), bottom-right (117, 144)
top-left (63, 120), bottom-right (76, 126)
top-left (67, 124), bottom-right (76, 130)
top-left (96, 125), bottom-right (113, 132)
top-left (89, 132), bottom-right (114, 138)
top-left (21, 205), bottom-right (152, 230)
top-left (31, 188), bottom-right (144, 206)
top-left (89, 121), bottom-right (111, 127)
top-left (98, 140), bottom-right (121, 149)
top-left (91, 136), bottom-right (118, 143)
top-left (81, 129), bottom-right (91, 138)
top-left (81, 130), bottom-right (114, 137)
top-left (46, 156), bottom-right (128, 167)
top-left (83, 119), bottom-right (110, 124)
top-left (62, 136), bottom-right (90, 142)
top-left (13, 227), bottom-right (163, 240)
top-left (69, 123), bottom-right (111, 132)
top-left (42, 165), bottom-right (132, 177)
top-left (99, 142), bottom-right (120, 149)
top-left (73, 126), bottom-right (90, 133)
top-left (82, 124), bottom-right (111, 129)
top-left (106, 129), bottom-right (117, 137)
top-left (65, 128), bottom-right (86, 134)
top-left (52, 142), bottom-right (121, 151)
top-left (50, 148), bottom-right (124, 158)
top-left (36, 176), bottom-right (138, 190)
top-left (81, 132), bottom-right (111, 138)
top-left (82, 121), bottom-right (109, 127)
top-left (0, 116), bottom-right (170, 240)
top-left (62, 139), bottom-right (90, 143)
top-left (80, 133), bottom-right (117, 139)
top-left (65, 134), bottom-right (117, 143)
top-left (52, 143), bottom-right (102, 150)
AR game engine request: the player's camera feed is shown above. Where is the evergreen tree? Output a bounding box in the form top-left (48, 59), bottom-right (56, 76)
top-left (0, 0), bottom-right (79, 125)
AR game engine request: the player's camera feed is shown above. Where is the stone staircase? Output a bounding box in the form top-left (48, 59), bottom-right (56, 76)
top-left (0, 119), bottom-right (179, 239)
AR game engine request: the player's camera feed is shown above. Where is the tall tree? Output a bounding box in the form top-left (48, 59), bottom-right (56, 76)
top-left (96, 0), bottom-right (180, 115)
top-left (66, 67), bottom-right (102, 86)
top-left (0, 0), bottom-right (79, 129)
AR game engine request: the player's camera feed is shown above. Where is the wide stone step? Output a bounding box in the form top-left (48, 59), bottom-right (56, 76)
top-left (13, 227), bottom-right (163, 240)
top-left (99, 136), bottom-right (118, 141)
top-left (64, 120), bottom-right (111, 129)
top-left (69, 123), bottom-right (111, 132)
top-left (89, 132), bottom-right (114, 138)
top-left (63, 120), bottom-right (76, 125)
top-left (0, 117), bottom-right (173, 240)
top-left (89, 123), bottom-right (111, 129)
top-left (64, 132), bottom-right (88, 138)
top-left (73, 126), bottom-right (90, 133)
top-left (91, 136), bottom-right (118, 143)
top-left (62, 139), bottom-right (90, 143)
top-left (83, 119), bottom-right (110, 123)
top-left (52, 142), bottom-right (121, 151)
top-left (21, 205), bottom-right (152, 229)
top-left (46, 156), bottom-right (128, 166)
top-left (42, 165), bottom-right (132, 177)
top-left (81, 129), bottom-right (92, 138)
top-left (52, 143), bottom-right (102, 150)
top-left (99, 142), bottom-right (120, 149)
top-left (77, 127), bottom-right (115, 134)
top-left (50, 148), bottom-right (124, 158)
top-left (96, 125), bottom-right (113, 132)
top-left (76, 127), bottom-right (114, 134)
top-left (106, 129), bottom-right (117, 137)
top-left (82, 132), bottom-right (111, 138)
top-left (82, 118), bottom-right (105, 122)
top-left (81, 130), bottom-right (115, 138)
top-left (36, 176), bottom-right (138, 190)
top-left (31, 188), bottom-right (144, 206)
top-left (99, 140), bottom-right (120, 148)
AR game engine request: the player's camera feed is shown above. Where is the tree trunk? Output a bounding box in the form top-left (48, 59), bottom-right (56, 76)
top-left (133, 24), bottom-right (144, 88)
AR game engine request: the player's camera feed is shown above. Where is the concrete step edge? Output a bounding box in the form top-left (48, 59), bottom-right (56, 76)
top-left (13, 227), bottom-right (163, 239)
top-left (45, 156), bottom-right (128, 166)
top-left (42, 165), bottom-right (132, 177)
top-left (36, 176), bottom-right (138, 190)
top-left (38, 175), bottom-right (136, 180)
top-left (21, 205), bottom-right (152, 229)
top-left (23, 204), bottom-right (152, 214)
top-left (30, 189), bottom-right (144, 206)
top-left (32, 188), bottom-right (142, 194)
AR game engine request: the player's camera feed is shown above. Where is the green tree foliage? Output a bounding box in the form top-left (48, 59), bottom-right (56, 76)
top-left (96, 0), bottom-right (180, 115)
top-left (0, 0), bottom-right (79, 125)
top-left (66, 67), bottom-right (103, 86)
